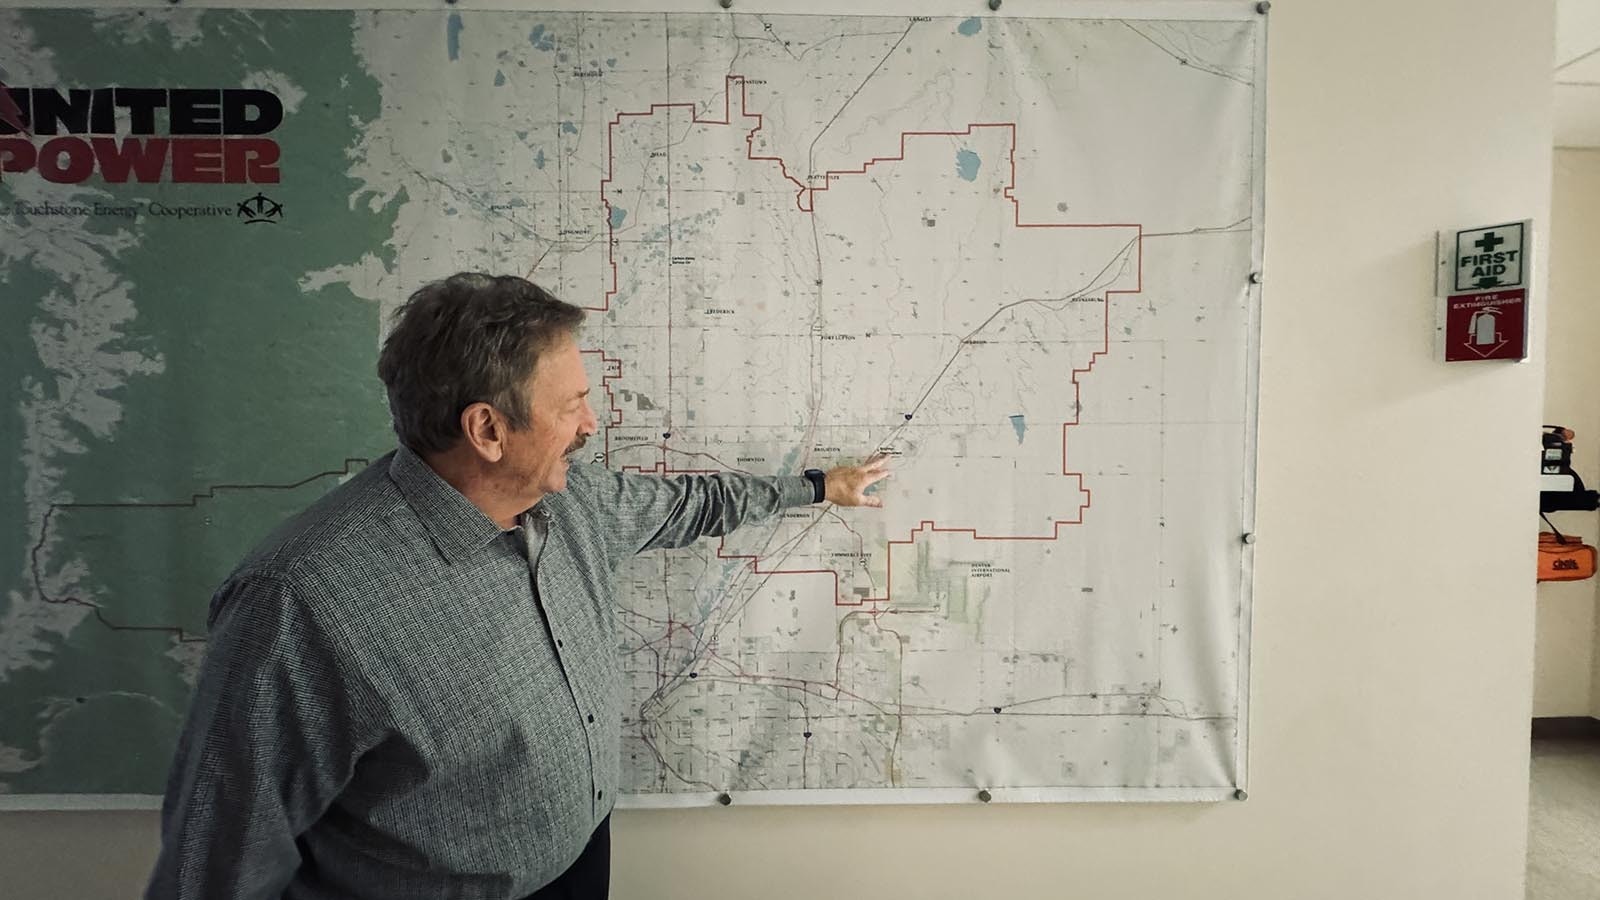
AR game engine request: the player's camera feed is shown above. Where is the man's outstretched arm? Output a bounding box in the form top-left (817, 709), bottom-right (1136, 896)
top-left (574, 455), bottom-right (890, 556)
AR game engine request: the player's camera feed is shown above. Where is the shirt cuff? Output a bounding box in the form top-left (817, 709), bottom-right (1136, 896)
top-left (776, 475), bottom-right (818, 508)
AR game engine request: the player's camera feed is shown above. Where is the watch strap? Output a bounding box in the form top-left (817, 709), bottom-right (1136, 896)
top-left (803, 469), bottom-right (826, 504)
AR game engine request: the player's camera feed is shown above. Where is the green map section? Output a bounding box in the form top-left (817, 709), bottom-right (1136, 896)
top-left (48, 466), bottom-right (367, 638)
top-left (1, 10), bottom-right (398, 795)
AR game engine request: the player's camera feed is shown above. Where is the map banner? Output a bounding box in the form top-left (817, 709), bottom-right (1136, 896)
top-left (0, 3), bottom-right (1263, 807)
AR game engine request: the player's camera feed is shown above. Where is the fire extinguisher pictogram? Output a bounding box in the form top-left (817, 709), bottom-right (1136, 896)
top-left (1469, 307), bottom-right (1501, 346)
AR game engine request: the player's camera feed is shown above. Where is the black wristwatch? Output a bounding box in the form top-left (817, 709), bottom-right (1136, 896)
top-left (803, 468), bottom-right (826, 504)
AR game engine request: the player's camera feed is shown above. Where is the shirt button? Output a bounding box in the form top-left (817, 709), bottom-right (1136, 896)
top-left (596, 789), bottom-right (603, 800)
top-left (587, 713), bottom-right (595, 724)
top-left (557, 639), bottom-right (564, 648)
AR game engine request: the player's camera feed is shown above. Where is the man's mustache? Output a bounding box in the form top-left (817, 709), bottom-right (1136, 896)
top-left (565, 435), bottom-right (588, 455)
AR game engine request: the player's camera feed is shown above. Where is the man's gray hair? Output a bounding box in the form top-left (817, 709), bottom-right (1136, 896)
top-left (378, 273), bottom-right (586, 455)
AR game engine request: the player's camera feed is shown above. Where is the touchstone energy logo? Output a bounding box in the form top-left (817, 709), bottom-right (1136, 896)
top-left (237, 192), bottom-right (283, 224)
top-left (0, 86), bottom-right (282, 184)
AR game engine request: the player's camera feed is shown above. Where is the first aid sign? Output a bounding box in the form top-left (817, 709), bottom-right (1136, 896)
top-left (1436, 218), bottom-right (1533, 363)
top-left (1454, 222), bottom-right (1525, 291)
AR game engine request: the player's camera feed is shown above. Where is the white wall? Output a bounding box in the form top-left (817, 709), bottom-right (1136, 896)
top-left (1532, 150), bottom-right (1600, 718)
top-left (0, 0), bottom-right (1556, 898)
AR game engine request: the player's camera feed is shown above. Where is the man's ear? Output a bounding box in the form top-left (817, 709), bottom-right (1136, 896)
top-left (459, 402), bottom-right (507, 462)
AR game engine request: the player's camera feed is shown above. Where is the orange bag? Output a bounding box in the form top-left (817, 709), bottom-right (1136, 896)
top-left (1539, 532), bottom-right (1597, 582)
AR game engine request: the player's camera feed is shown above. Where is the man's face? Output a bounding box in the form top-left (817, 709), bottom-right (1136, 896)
top-left (504, 335), bottom-right (597, 499)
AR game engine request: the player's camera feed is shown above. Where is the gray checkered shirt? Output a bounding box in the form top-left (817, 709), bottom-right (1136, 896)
top-left (146, 447), bottom-right (814, 899)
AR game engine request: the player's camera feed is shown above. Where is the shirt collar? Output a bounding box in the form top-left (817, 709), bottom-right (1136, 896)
top-left (388, 445), bottom-right (507, 564)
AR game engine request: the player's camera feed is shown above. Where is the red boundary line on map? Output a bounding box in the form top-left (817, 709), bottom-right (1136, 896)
top-left (583, 76), bottom-right (1143, 607)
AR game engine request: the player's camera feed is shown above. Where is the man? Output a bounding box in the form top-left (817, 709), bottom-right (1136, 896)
top-left (147, 273), bottom-right (889, 899)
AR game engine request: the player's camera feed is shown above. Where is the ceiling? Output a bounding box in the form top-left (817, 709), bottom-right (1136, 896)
top-left (1557, 0), bottom-right (1600, 146)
